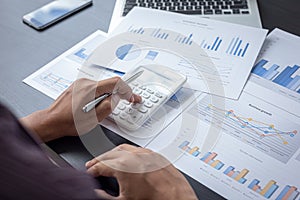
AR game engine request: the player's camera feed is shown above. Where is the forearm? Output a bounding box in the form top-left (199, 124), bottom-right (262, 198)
top-left (20, 109), bottom-right (63, 142)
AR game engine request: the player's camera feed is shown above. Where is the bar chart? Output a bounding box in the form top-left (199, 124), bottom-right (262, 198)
top-left (276, 185), bottom-right (299, 200)
top-left (252, 59), bottom-right (300, 94)
top-left (226, 37), bottom-right (250, 57)
top-left (200, 152), bottom-right (224, 170)
top-left (248, 179), bottom-right (279, 199)
top-left (74, 48), bottom-right (88, 60)
top-left (223, 166), bottom-right (249, 184)
top-left (151, 28), bottom-right (169, 40)
top-left (178, 141), bottom-right (200, 157)
top-left (127, 26), bottom-right (145, 34)
top-left (200, 37), bottom-right (222, 52)
top-left (174, 33), bottom-right (193, 45)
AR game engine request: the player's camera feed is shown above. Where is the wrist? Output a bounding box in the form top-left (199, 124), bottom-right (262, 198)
top-left (20, 109), bottom-right (61, 142)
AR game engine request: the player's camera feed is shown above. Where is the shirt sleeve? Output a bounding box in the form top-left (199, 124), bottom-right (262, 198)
top-left (0, 104), bottom-right (99, 200)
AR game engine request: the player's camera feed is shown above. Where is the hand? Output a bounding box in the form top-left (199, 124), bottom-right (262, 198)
top-left (21, 77), bottom-right (141, 142)
top-left (86, 144), bottom-right (198, 200)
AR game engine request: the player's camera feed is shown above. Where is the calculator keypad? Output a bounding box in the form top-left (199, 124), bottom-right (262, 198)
top-left (109, 82), bottom-right (166, 130)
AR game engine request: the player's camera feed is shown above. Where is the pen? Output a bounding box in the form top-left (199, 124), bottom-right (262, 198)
top-left (82, 70), bottom-right (144, 113)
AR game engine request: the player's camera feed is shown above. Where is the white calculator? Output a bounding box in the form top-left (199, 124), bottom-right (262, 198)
top-left (109, 64), bottom-right (187, 131)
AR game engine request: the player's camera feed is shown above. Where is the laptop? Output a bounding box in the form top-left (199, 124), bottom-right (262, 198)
top-left (109, 0), bottom-right (262, 32)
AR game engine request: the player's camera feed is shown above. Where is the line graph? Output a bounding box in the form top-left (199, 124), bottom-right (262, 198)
top-left (187, 94), bottom-right (300, 163)
top-left (207, 104), bottom-right (297, 145)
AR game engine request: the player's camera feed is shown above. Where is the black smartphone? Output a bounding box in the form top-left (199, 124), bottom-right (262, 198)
top-left (23, 0), bottom-right (93, 30)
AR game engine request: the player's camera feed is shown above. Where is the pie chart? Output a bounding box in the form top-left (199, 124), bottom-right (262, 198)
top-left (115, 44), bottom-right (141, 61)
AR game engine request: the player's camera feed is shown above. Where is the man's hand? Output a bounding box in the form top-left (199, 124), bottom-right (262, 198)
top-left (21, 77), bottom-right (141, 142)
top-left (86, 144), bottom-right (198, 200)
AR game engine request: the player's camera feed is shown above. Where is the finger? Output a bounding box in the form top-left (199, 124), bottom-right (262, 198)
top-left (95, 99), bottom-right (113, 121)
top-left (95, 77), bottom-right (121, 97)
top-left (85, 158), bottom-right (100, 169)
top-left (94, 189), bottom-right (119, 200)
top-left (86, 160), bottom-right (116, 177)
top-left (117, 144), bottom-right (139, 152)
top-left (129, 93), bottom-right (142, 103)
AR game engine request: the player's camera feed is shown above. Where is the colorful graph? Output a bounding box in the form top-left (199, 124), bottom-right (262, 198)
top-left (200, 152), bottom-right (224, 170)
top-left (248, 179), bottom-right (279, 199)
top-left (174, 33), bottom-right (193, 45)
top-left (178, 141), bottom-right (200, 157)
top-left (252, 59), bottom-right (300, 93)
top-left (276, 185), bottom-right (299, 200)
top-left (226, 37), bottom-right (249, 57)
top-left (200, 37), bottom-right (222, 51)
top-left (223, 166), bottom-right (249, 184)
top-left (207, 104), bottom-right (298, 145)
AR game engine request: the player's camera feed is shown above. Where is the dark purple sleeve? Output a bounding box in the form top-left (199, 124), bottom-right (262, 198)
top-left (0, 104), bottom-right (98, 200)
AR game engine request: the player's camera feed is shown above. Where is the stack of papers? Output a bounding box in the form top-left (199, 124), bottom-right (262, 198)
top-left (24, 7), bottom-right (300, 200)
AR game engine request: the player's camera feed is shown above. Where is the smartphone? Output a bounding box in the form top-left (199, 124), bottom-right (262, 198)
top-left (23, 0), bottom-right (93, 30)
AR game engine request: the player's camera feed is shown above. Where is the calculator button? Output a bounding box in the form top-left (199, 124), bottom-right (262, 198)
top-left (125, 107), bottom-right (135, 114)
top-left (139, 85), bottom-right (147, 90)
top-left (142, 92), bottom-right (150, 99)
top-left (138, 106), bottom-right (148, 113)
top-left (144, 101), bottom-right (153, 108)
top-left (132, 82), bottom-right (139, 86)
top-left (155, 92), bottom-right (163, 98)
top-left (112, 109), bottom-right (121, 115)
top-left (133, 88), bottom-right (142, 94)
top-left (123, 101), bottom-right (130, 105)
top-left (127, 112), bottom-right (143, 124)
top-left (120, 112), bottom-right (128, 119)
top-left (150, 96), bottom-right (159, 103)
top-left (131, 103), bottom-right (142, 109)
top-left (117, 103), bottom-right (126, 110)
top-left (146, 88), bottom-right (154, 94)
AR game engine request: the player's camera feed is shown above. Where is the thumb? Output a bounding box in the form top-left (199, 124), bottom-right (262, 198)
top-left (94, 189), bottom-right (119, 200)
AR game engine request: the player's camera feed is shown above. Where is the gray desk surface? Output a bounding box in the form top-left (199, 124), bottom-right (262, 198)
top-left (0, 0), bottom-right (299, 199)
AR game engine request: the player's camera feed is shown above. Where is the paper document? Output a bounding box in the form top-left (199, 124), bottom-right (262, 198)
top-left (147, 29), bottom-right (300, 200)
top-left (23, 30), bottom-right (119, 99)
top-left (88, 7), bottom-right (268, 99)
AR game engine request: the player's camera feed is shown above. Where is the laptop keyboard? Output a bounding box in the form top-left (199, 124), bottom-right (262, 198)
top-left (122, 0), bottom-right (250, 16)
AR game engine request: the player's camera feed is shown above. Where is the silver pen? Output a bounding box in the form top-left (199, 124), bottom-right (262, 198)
top-left (82, 70), bottom-right (144, 113)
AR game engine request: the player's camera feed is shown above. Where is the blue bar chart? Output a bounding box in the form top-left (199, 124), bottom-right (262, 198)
top-left (151, 28), bottom-right (169, 40)
top-left (178, 141), bottom-right (200, 157)
top-left (248, 179), bottom-right (279, 199)
top-left (226, 37), bottom-right (249, 57)
top-left (200, 37), bottom-right (222, 51)
top-left (174, 33), bottom-right (193, 45)
top-left (276, 185), bottom-right (299, 200)
top-left (252, 59), bottom-right (300, 93)
top-left (74, 48), bottom-right (88, 60)
top-left (128, 26), bottom-right (145, 34)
